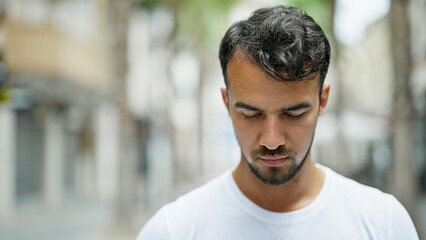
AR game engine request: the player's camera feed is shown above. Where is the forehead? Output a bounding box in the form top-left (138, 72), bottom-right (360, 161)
top-left (226, 56), bottom-right (320, 108)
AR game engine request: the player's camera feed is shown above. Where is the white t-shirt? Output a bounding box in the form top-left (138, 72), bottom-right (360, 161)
top-left (136, 165), bottom-right (418, 239)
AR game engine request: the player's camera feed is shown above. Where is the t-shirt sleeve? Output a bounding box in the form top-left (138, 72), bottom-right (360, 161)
top-left (136, 207), bottom-right (170, 240)
top-left (388, 195), bottom-right (419, 240)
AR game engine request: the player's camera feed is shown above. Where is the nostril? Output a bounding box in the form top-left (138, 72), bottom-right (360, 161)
top-left (260, 137), bottom-right (285, 150)
top-left (259, 117), bottom-right (285, 149)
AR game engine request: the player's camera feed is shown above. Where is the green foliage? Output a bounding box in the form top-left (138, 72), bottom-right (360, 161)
top-left (177, 0), bottom-right (236, 50)
top-left (284, 0), bottom-right (333, 36)
top-left (137, 0), bottom-right (237, 52)
top-left (137, 0), bottom-right (334, 53)
top-left (137, 0), bottom-right (169, 12)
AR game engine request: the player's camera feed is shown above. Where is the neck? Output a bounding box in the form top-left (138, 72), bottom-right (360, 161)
top-left (233, 153), bottom-right (325, 212)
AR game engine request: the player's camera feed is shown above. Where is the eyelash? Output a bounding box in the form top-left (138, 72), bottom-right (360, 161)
top-left (286, 113), bottom-right (304, 120)
top-left (242, 113), bottom-right (304, 120)
top-left (243, 113), bottom-right (261, 119)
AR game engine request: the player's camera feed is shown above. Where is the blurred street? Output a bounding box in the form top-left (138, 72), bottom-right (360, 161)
top-left (0, 200), bottom-right (134, 240)
top-left (0, 0), bottom-right (425, 239)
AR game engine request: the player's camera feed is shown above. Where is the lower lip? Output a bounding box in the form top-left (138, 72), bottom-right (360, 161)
top-left (260, 158), bottom-right (287, 167)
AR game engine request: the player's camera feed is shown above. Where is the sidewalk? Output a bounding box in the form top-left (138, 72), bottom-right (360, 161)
top-left (0, 201), bottom-right (137, 240)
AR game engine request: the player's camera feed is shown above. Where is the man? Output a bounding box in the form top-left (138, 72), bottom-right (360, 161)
top-left (137, 5), bottom-right (418, 239)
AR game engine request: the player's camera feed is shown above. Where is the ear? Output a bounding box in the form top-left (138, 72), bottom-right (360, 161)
top-left (221, 88), bottom-right (230, 113)
top-left (318, 83), bottom-right (330, 116)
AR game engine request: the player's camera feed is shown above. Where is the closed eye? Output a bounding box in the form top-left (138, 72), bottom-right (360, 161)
top-left (242, 112), bottom-right (262, 119)
top-left (284, 112), bottom-right (304, 120)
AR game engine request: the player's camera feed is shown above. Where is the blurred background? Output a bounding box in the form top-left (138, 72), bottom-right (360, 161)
top-left (0, 0), bottom-right (424, 239)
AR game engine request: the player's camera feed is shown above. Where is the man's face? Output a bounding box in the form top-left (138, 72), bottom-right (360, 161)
top-left (221, 56), bottom-right (330, 185)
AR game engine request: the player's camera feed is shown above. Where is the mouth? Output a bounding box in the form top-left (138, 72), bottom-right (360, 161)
top-left (259, 156), bottom-right (288, 167)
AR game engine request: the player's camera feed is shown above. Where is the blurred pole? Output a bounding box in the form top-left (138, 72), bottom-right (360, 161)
top-left (390, 0), bottom-right (418, 221)
top-left (196, 53), bottom-right (206, 180)
top-left (166, 2), bottom-right (179, 185)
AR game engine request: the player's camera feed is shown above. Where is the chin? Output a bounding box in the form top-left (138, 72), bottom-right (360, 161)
top-left (247, 155), bottom-right (308, 186)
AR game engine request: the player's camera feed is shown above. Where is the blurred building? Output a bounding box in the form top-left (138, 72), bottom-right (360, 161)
top-left (0, 0), bottom-right (130, 236)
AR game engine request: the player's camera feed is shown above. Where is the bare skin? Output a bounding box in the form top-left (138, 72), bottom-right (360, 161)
top-left (221, 54), bottom-right (330, 212)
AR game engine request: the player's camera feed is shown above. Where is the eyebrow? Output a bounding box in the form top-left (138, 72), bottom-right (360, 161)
top-left (234, 102), bottom-right (312, 112)
top-left (234, 102), bottom-right (261, 111)
top-left (282, 102), bottom-right (312, 111)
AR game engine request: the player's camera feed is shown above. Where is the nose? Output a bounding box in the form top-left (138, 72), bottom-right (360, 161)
top-left (259, 116), bottom-right (285, 150)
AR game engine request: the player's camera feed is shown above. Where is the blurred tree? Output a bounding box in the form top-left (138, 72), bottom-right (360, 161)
top-left (389, 0), bottom-right (418, 224)
top-left (180, 0), bottom-right (237, 178)
top-left (138, 0), bottom-right (237, 180)
top-left (111, 0), bottom-right (138, 231)
top-left (327, 0), bottom-right (349, 175)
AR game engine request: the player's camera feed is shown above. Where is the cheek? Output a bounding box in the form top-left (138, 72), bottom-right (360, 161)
top-left (233, 120), bottom-right (254, 143)
top-left (231, 118), bottom-right (259, 150)
top-left (283, 115), bottom-right (318, 145)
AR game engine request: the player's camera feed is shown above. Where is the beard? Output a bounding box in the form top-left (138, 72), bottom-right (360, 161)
top-left (245, 137), bottom-right (314, 186)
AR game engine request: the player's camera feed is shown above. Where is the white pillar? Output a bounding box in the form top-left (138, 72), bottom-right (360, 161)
top-left (94, 102), bottom-right (119, 202)
top-left (44, 108), bottom-right (64, 210)
top-left (0, 104), bottom-right (16, 222)
top-left (74, 151), bottom-right (97, 200)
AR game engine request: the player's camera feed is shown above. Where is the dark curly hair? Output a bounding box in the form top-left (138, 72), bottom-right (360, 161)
top-left (219, 5), bottom-right (330, 94)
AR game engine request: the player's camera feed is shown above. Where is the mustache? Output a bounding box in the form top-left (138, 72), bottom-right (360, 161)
top-left (251, 145), bottom-right (296, 158)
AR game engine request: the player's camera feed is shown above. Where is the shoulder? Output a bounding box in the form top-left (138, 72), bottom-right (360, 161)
top-left (136, 170), bottom-right (233, 239)
top-left (322, 166), bottom-right (418, 239)
top-left (321, 165), bottom-right (391, 204)
top-left (136, 206), bottom-right (169, 240)
top-left (166, 170), bottom-right (231, 215)
top-left (386, 195), bottom-right (419, 239)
